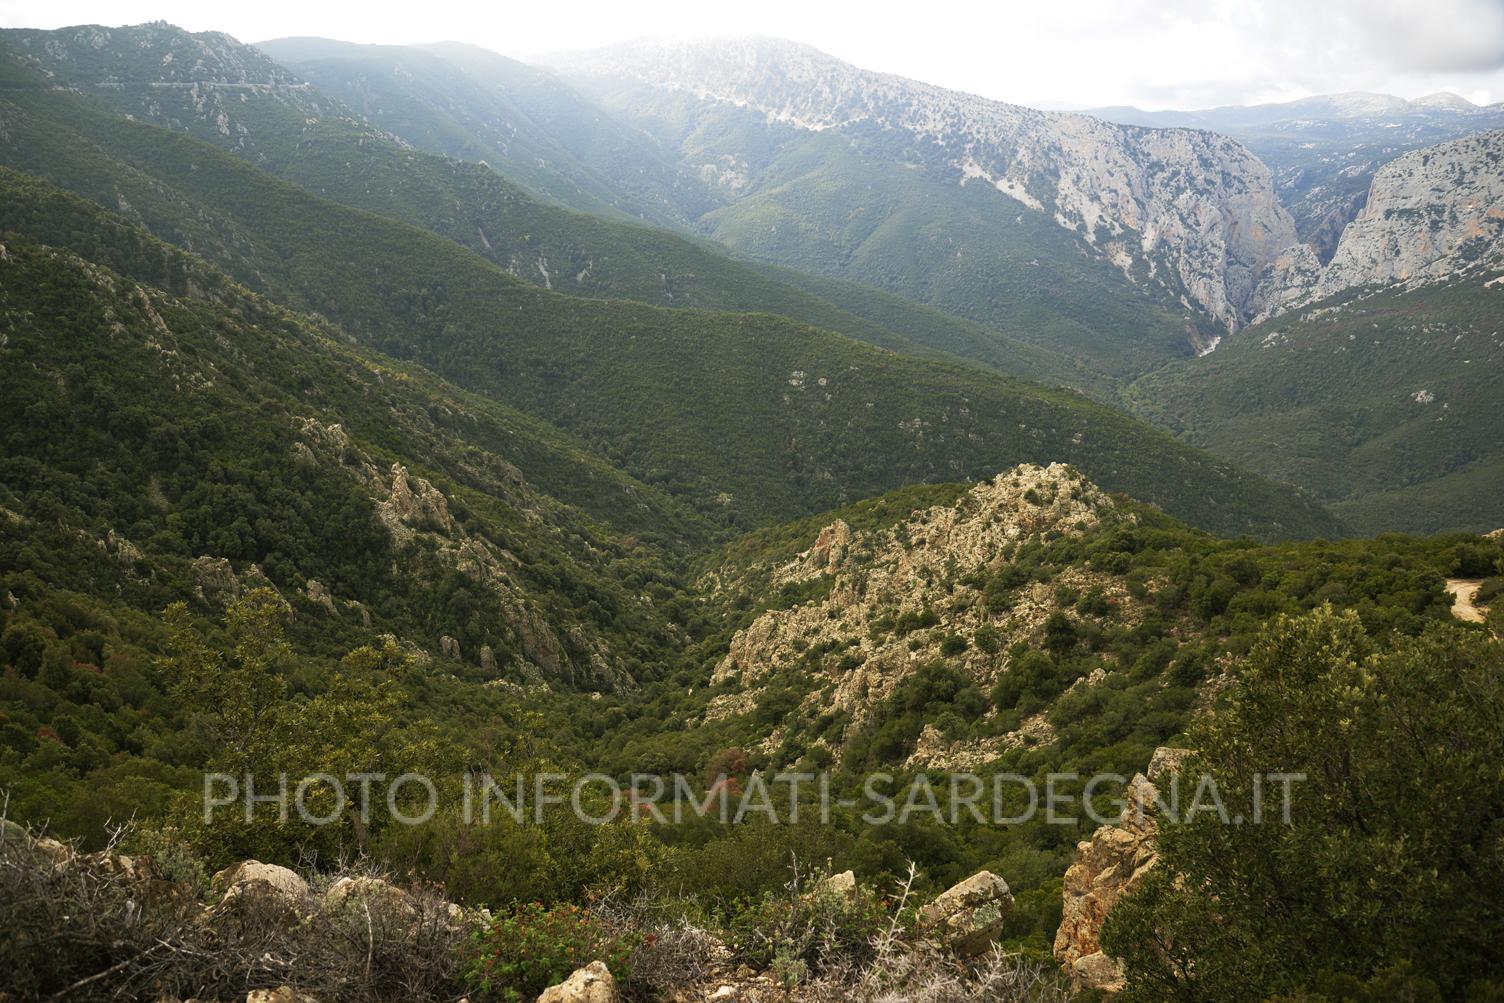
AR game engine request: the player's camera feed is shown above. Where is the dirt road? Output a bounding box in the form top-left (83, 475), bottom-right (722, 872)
top-left (1445, 579), bottom-right (1487, 623)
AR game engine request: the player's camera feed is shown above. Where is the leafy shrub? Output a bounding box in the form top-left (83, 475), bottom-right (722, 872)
top-left (466, 902), bottom-right (640, 1002)
top-left (939, 633), bottom-right (968, 656)
top-left (894, 607), bottom-right (941, 636)
top-left (727, 871), bottom-right (888, 976)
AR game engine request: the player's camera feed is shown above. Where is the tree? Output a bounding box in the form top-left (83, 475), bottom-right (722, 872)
top-left (160, 592), bottom-right (452, 866)
top-left (1104, 606), bottom-right (1504, 1001)
top-left (161, 588), bottom-right (290, 774)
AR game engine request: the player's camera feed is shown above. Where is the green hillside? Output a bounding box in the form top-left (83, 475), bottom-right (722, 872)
top-left (573, 84), bottom-right (1220, 383)
top-left (0, 26), bottom-right (1085, 394)
top-left (0, 195), bottom-right (712, 700)
top-left (0, 83), bottom-right (1344, 539)
top-left (257, 35), bottom-right (714, 228)
top-left (1127, 278), bottom-right (1504, 535)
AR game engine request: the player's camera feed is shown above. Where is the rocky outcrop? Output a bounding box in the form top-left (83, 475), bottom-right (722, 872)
top-left (1315, 130), bottom-right (1504, 298)
top-left (379, 463), bottom-right (459, 543)
top-left (918, 870), bottom-right (1014, 958)
top-left (1250, 129), bottom-right (1504, 322)
top-left (293, 418), bottom-right (628, 691)
top-left (304, 579), bottom-right (338, 616)
top-left (323, 875), bottom-right (416, 924)
top-left (192, 555), bottom-right (242, 604)
top-left (706, 464), bottom-right (1141, 755)
top-left (537, 961), bottom-right (620, 1003)
top-left (818, 869), bottom-right (858, 899)
top-left (212, 860), bottom-right (310, 903)
top-left (1053, 747), bottom-right (1192, 991)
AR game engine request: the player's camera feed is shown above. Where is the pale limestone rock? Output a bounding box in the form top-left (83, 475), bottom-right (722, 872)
top-left (245, 989), bottom-right (318, 1003)
top-left (918, 870), bottom-right (1013, 957)
top-left (704, 464), bottom-right (1135, 749)
top-left (819, 869), bottom-right (857, 899)
top-left (323, 875), bottom-right (415, 923)
top-left (557, 38), bottom-right (1301, 333)
top-left (1315, 129), bottom-right (1504, 299)
top-left (211, 860), bottom-right (309, 902)
top-left (304, 579), bottom-right (338, 617)
top-left (192, 555), bottom-right (241, 604)
top-left (1071, 951), bottom-right (1126, 993)
top-left (439, 635), bottom-right (462, 660)
top-left (537, 960), bottom-right (619, 1003)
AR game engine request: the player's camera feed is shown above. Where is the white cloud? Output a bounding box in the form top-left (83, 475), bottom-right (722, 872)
top-left (1, 0), bottom-right (1501, 109)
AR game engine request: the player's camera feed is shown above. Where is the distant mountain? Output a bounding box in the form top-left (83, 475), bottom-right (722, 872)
top-left (254, 35), bottom-right (714, 228)
top-left (546, 36), bottom-right (1303, 363)
top-left (1253, 129), bottom-right (1504, 319)
top-left (251, 32), bottom-right (1217, 388)
top-left (1090, 92), bottom-right (1504, 262)
top-left (0, 22), bottom-right (1087, 394)
top-left (1314, 130), bottom-right (1504, 297)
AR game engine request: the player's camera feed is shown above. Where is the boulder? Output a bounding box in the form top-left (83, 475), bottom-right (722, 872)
top-left (304, 579), bottom-right (338, 616)
top-left (1071, 951), bottom-right (1126, 993)
top-left (818, 869), bottom-right (858, 899)
top-left (537, 960), bottom-right (619, 1003)
top-left (918, 870), bottom-right (1013, 957)
top-left (212, 860), bottom-right (309, 901)
top-left (323, 875), bottom-right (415, 923)
top-left (212, 861), bottom-right (311, 925)
top-left (245, 988), bottom-right (318, 1003)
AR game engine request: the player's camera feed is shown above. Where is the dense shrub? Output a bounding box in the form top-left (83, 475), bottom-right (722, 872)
top-left (465, 901), bottom-right (640, 1002)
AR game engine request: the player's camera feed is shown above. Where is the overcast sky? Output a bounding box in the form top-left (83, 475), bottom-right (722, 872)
top-left (3, 0), bottom-right (1503, 109)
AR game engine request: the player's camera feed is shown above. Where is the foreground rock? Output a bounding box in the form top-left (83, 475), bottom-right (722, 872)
top-left (212, 860), bottom-right (309, 901)
top-left (323, 874), bottom-right (416, 923)
top-left (1053, 747), bottom-right (1191, 991)
top-left (245, 988), bottom-right (318, 1003)
top-left (537, 960), bottom-right (619, 1003)
top-left (918, 870), bottom-right (1013, 957)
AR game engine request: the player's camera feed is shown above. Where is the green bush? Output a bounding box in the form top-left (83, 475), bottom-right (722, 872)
top-left (727, 874), bottom-right (889, 975)
top-left (465, 902), bottom-right (640, 1002)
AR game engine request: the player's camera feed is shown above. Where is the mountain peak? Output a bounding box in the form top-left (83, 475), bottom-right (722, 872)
top-left (1413, 91), bottom-right (1478, 111)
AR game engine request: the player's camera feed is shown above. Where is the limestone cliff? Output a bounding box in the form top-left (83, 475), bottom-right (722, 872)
top-left (553, 37), bottom-right (1302, 333)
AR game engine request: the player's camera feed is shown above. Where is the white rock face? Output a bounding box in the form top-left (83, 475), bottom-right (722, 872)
top-left (1314, 129), bottom-right (1504, 298)
top-left (553, 37), bottom-right (1301, 332)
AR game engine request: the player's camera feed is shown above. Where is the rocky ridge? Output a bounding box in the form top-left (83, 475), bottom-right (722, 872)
top-left (1314, 129), bottom-right (1504, 297)
top-left (291, 418), bottom-right (631, 691)
top-left (706, 464), bottom-right (1147, 759)
top-left (1253, 130), bottom-right (1504, 319)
